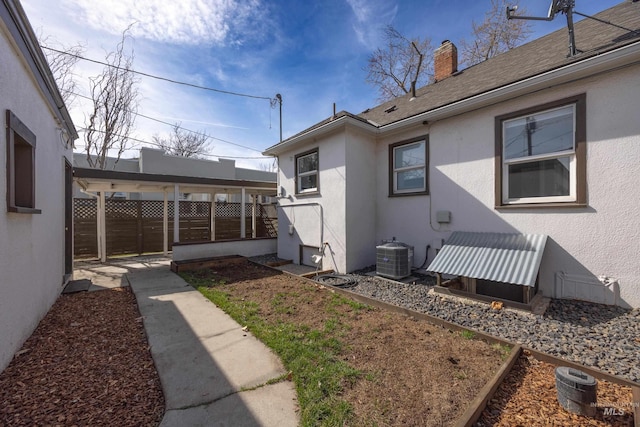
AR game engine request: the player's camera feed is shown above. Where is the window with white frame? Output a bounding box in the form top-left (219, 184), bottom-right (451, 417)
top-left (390, 137), bottom-right (428, 196)
top-left (496, 94), bottom-right (586, 207)
top-left (295, 149), bottom-right (318, 194)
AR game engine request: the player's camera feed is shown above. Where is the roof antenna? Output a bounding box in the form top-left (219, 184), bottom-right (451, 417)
top-left (410, 41), bottom-right (423, 100)
top-left (507, 0), bottom-right (579, 57)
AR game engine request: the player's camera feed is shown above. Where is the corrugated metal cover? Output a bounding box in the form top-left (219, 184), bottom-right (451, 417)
top-left (427, 232), bottom-right (547, 287)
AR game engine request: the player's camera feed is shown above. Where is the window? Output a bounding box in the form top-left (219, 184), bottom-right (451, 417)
top-left (295, 149), bottom-right (319, 194)
top-left (495, 94), bottom-right (586, 207)
top-left (389, 137), bottom-right (428, 196)
top-left (6, 110), bottom-right (40, 214)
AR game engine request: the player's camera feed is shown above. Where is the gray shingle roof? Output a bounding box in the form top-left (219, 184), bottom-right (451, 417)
top-left (360, 1), bottom-right (640, 126)
top-left (265, 1), bottom-right (639, 154)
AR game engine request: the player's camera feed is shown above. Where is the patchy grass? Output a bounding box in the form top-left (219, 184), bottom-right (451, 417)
top-left (186, 272), bottom-right (360, 426)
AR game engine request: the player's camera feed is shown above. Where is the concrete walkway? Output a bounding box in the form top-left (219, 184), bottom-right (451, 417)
top-left (75, 257), bottom-right (299, 426)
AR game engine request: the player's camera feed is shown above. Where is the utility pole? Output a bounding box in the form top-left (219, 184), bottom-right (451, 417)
top-left (275, 93), bottom-right (282, 143)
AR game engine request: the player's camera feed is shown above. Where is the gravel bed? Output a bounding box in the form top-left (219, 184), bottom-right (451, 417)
top-left (321, 269), bottom-right (640, 383)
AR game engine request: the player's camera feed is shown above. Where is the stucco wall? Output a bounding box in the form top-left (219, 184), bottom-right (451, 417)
top-left (375, 65), bottom-right (640, 308)
top-left (375, 128), bottom-right (434, 270)
top-left (172, 238), bottom-right (277, 261)
top-left (344, 127), bottom-right (377, 271)
top-left (0, 25), bottom-right (72, 371)
top-left (276, 130), bottom-right (348, 272)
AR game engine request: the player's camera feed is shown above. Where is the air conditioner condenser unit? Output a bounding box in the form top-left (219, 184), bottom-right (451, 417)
top-left (376, 242), bottom-right (412, 280)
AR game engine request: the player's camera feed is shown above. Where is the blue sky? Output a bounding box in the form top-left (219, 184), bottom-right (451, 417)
top-left (22, 0), bottom-right (622, 169)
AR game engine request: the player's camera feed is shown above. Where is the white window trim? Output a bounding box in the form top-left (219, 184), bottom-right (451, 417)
top-left (296, 150), bottom-right (318, 194)
top-left (501, 105), bottom-right (577, 205)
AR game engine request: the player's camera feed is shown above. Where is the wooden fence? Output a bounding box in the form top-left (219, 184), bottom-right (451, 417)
top-left (74, 199), bottom-right (278, 259)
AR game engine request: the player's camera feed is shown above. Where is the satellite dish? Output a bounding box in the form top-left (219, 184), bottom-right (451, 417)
top-left (507, 0), bottom-right (578, 56)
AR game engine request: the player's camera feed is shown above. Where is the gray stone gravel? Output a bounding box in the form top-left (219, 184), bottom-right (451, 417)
top-left (342, 271), bottom-right (640, 383)
top-left (250, 256), bottom-right (640, 383)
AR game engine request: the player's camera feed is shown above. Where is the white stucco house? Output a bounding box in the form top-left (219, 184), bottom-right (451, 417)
top-left (263, 1), bottom-right (640, 308)
top-left (0, 0), bottom-right (78, 371)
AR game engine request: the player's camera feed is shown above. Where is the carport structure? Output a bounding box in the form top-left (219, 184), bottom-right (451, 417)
top-left (74, 167), bottom-right (277, 262)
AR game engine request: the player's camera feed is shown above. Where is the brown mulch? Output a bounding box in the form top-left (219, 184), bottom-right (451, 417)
top-left (190, 261), bottom-right (508, 427)
top-left (478, 352), bottom-right (636, 426)
top-left (0, 288), bottom-right (164, 427)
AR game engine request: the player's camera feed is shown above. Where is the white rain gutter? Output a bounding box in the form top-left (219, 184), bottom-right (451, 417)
top-left (263, 116), bottom-right (377, 156)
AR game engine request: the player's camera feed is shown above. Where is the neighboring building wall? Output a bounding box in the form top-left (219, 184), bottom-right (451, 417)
top-left (73, 155), bottom-right (139, 172)
top-left (73, 148), bottom-right (276, 202)
top-left (0, 18), bottom-right (73, 370)
top-left (139, 147), bottom-right (236, 178)
top-left (374, 65), bottom-right (640, 308)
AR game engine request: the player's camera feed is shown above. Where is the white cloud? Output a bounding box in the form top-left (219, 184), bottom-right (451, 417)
top-left (62, 0), bottom-right (265, 45)
top-left (345, 0), bottom-right (398, 47)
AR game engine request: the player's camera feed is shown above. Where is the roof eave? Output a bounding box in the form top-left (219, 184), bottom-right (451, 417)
top-left (262, 115), bottom-right (378, 156)
top-left (2, 0), bottom-right (78, 140)
top-left (380, 40), bottom-right (640, 132)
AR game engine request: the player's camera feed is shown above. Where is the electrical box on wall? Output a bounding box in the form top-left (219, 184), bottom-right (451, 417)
top-left (436, 210), bottom-right (451, 223)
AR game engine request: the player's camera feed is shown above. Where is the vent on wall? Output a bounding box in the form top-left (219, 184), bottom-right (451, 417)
top-left (376, 242), bottom-right (412, 280)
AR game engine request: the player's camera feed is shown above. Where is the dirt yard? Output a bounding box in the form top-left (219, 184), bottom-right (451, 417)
top-left (0, 288), bottom-right (164, 427)
top-left (188, 260), bottom-right (508, 426)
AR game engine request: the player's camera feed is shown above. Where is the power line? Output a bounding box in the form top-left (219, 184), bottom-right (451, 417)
top-left (67, 89), bottom-right (263, 153)
top-left (42, 45), bottom-right (275, 102)
top-left (76, 127), bottom-right (270, 160)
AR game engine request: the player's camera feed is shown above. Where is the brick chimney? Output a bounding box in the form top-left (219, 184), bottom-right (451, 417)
top-left (434, 40), bottom-right (457, 82)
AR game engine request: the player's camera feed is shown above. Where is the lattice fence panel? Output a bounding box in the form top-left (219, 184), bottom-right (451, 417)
top-left (73, 198), bottom-right (274, 258)
top-left (74, 199), bottom-right (97, 258)
top-left (74, 198), bottom-right (97, 219)
top-left (105, 200), bottom-right (138, 219)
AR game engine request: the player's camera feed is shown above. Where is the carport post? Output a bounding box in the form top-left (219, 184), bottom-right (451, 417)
top-left (240, 188), bottom-right (246, 238)
top-left (98, 191), bottom-right (106, 263)
top-left (251, 195), bottom-right (257, 238)
top-left (210, 193), bottom-right (216, 241)
top-left (173, 184), bottom-right (180, 244)
top-left (163, 190), bottom-right (168, 256)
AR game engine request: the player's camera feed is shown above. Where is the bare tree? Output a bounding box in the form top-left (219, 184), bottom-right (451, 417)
top-left (40, 36), bottom-right (85, 107)
top-left (152, 123), bottom-right (211, 158)
top-left (365, 26), bottom-right (433, 102)
top-left (258, 159), bottom-right (277, 173)
top-left (84, 30), bottom-right (139, 169)
top-left (460, 0), bottom-right (532, 67)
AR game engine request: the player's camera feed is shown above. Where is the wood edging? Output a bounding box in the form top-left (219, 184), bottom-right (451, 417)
top-left (172, 237), bottom-right (276, 246)
top-left (455, 344), bottom-right (523, 427)
top-left (171, 254), bottom-right (245, 272)
top-left (300, 269), bottom-right (334, 278)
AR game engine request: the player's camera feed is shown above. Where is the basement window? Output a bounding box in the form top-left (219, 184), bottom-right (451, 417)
top-left (495, 94), bottom-right (586, 207)
top-left (6, 110), bottom-right (40, 214)
top-left (295, 149), bottom-right (319, 194)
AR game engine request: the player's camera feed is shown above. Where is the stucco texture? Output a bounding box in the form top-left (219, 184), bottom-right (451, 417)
top-left (0, 23), bottom-right (72, 371)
